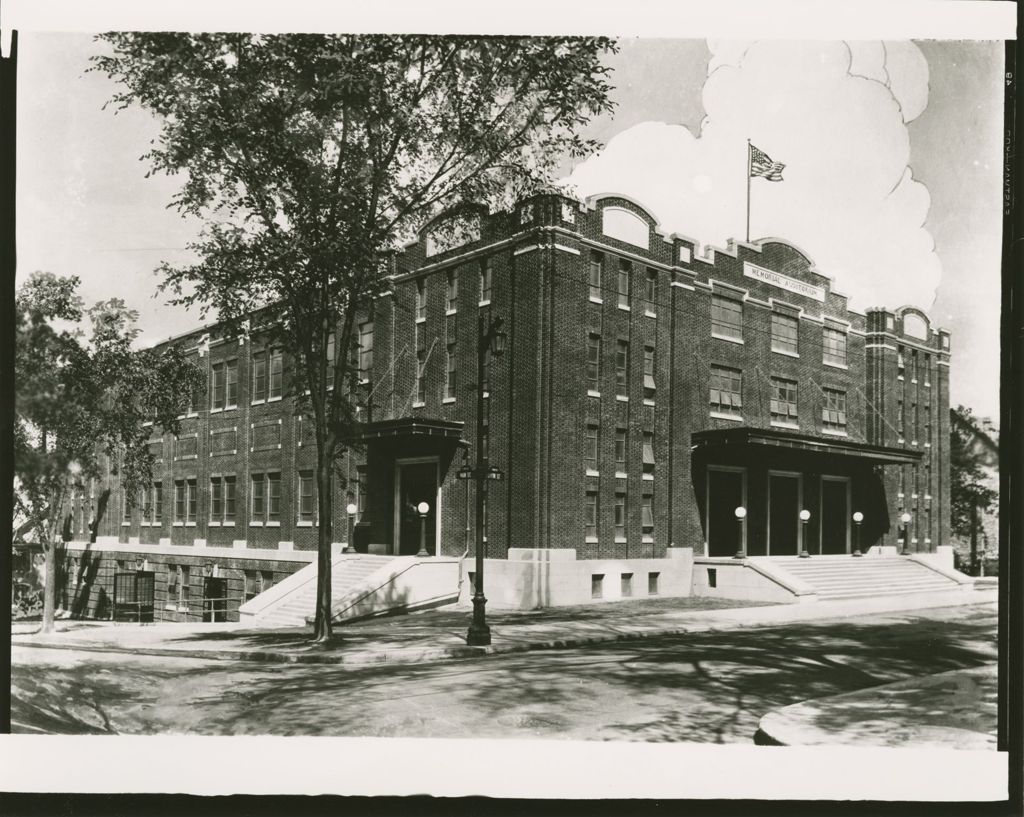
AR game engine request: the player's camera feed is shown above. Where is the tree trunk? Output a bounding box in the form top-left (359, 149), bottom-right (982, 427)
top-left (311, 453), bottom-right (334, 642)
top-left (970, 501), bottom-right (979, 576)
top-left (41, 538), bottom-right (56, 634)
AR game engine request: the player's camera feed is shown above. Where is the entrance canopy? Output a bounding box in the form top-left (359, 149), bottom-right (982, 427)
top-left (358, 417), bottom-right (466, 443)
top-left (692, 427), bottom-right (922, 465)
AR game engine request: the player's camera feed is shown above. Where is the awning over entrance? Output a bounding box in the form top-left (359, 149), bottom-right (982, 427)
top-left (691, 427), bottom-right (922, 465)
top-left (358, 417), bottom-right (466, 443)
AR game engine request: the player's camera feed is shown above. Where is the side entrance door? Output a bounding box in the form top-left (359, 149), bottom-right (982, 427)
top-left (396, 461), bottom-right (438, 556)
top-left (707, 467), bottom-right (746, 557)
top-left (768, 473), bottom-right (801, 556)
top-left (820, 477), bottom-right (851, 554)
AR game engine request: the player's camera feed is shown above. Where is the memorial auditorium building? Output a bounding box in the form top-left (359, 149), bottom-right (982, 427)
top-left (60, 191), bottom-right (960, 623)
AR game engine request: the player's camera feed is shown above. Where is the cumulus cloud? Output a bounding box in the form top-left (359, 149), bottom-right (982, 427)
top-left (566, 40), bottom-right (939, 312)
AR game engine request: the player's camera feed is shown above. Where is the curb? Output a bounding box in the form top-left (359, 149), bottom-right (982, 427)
top-left (12, 591), bottom-right (998, 667)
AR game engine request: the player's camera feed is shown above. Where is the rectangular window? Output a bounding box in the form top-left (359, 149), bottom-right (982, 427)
top-left (822, 388), bottom-right (848, 432)
top-left (358, 322), bottom-right (374, 377)
top-left (823, 326), bottom-right (848, 367)
top-left (167, 563), bottom-right (178, 598)
top-left (614, 492), bottom-right (626, 539)
top-left (211, 360), bottom-right (238, 408)
top-left (641, 494), bottom-right (654, 533)
top-left (709, 366), bottom-right (743, 416)
top-left (911, 348), bottom-right (919, 382)
top-left (446, 270), bottom-right (458, 313)
top-left (153, 482), bottom-right (163, 524)
top-left (897, 345), bottom-right (906, 377)
top-left (771, 312), bottom-right (799, 355)
top-left (621, 573), bottom-right (633, 597)
top-left (268, 349), bottom-right (283, 399)
top-left (586, 333), bottom-right (601, 393)
top-left (591, 573), bottom-right (604, 599)
top-left (268, 473), bottom-right (281, 521)
top-left (585, 423), bottom-right (599, 472)
top-left (416, 349), bottom-right (427, 405)
top-left (585, 491), bottom-right (598, 539)
top-left (642, 432), bottom-right (655, 475)
top-left (251, 351), bottom-right (268, 402)
top-left (445, 342), bottom-right (457, 400)
top-left (913, 403), bottom-right (919, 441)
top-left (244, 571), bottom-right (259, 602)
top-left (648, 572), bottom-right (660, 595)
top-left (209, 475), bottom-right (236, 524)
top-left (615, 340), bottom-right (629, 396)
top-left (617, 261), bottom-right (631, 308)
top-left (897, 399), bottom-right (905, 437)
top-left (298, 471), bottom-right (315, 522)
top-left (589, 252), bottom-right (603, 301)
top-left (416, 278), bottom-right (427, 321)
top-left (925, 405), bottom-right (932, 444)
top-left (186, 479), bottom-right (197, 524)
top-left (711, 294), bottom-right (743, 341)
top-left (179, 565), bottom-right (189, 608)
top-left (326, 332), bottom-right (336, 367)
top-left (122, 489), bottom-right (131, 523)
top-left (356, 466), bottom-right (367, 517)
top-left (770, 377), bottom-right (799, 424)
top-left (643, 345), bottom-right (656, 399)
top-left (186, 359), bottom-right (201, 413)
top-left (174, 480), bottom-right (186, 523)
top-left (212, 362), bottom-right (225, 409)
top-left (480, 258), bottom-right (493, 304)
top-left (251, 474), bottom-right (265, 519)
top-left (615, 428), bottom-right (627, 469)
top-left (645, 268), bottom-right (656, 312)
top-left (224, 476), bottom-right (236, 522)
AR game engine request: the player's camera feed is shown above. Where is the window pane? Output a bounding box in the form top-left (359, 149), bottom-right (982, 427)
top-left (268, 473), bottom-right (281, 520)
top-left (252, 474), bottom-right (265, 518)
top-left (269, 350), bottom-right (283, 398)
top-left (711, 295), bottom-right (743, 340)
top-left (211, 477), bottom-right (222, 520)
top-left (226, 360), bottom-right (238, 405)
top-left (589, 253), bottom-right (602, 300)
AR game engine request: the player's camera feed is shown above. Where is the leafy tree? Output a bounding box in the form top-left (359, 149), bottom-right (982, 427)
top-left (94, 33), bottom-right (617, 641)
top-left (950, 405), bottom-right (998, 573)
top-left (14, 272), bottom-right (202, 633)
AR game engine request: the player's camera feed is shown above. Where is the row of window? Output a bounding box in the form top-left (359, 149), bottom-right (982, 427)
top-left (709, 365), bottom-right (849, 431)
top-left (588, 252), bottom-right (659, 313)
top-left (896, 345), bottom-right (934, 385)
top-left (418, 259), bottom-right (494, 319)
top-left (584, 427), bottom-right (656, 476)
top-left (584, 490), bottom-right (655, 541)
top-left (586, 335), bottom-right (657, 400)
top-left (714, 296), bottom-right (848, 367)
top-left (896, 399), bottom-right (934, 444)
top-left (125, 472), bottom-right (360, 527)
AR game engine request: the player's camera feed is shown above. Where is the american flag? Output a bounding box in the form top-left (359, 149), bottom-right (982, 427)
top-left (750, 143), bottom-right (785, 181)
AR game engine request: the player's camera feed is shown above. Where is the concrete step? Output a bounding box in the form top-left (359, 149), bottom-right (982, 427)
top-left (800, 577), bottom-right (954, 591)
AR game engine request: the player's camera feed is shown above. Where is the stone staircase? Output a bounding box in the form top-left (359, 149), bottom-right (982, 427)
top-left (775, 556), bottom-right (962, 601)
top-left (242, 554), bottom-right (395, 628)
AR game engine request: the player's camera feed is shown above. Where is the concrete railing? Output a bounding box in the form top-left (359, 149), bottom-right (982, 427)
top-left (327, 557), bottom-right (462, 623)
top-left (692, 557), bottom-right (817, 604)
top-left (238, 560), bottom-right (320, 622)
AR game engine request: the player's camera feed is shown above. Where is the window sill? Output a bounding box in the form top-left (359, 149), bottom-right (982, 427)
top-left (823, 361), bottom-right (849, 371)
top-left (642, 399), bottom-right (655, 407)
top-left (479, 299), bottom-right (492, 308)
top-left (615, 395), bottom-right (629, 403)
top-left (642, 473), bottom-right (655, 481)
top-left (924, 382), bottom-right (931, 388)
top-left (898, 438), bottom-right (906, 444)
top-left (445, 309), bottom-right (457, 317)
top-left (614, 537), bottom-right (627, 544)
top-left (585, 469), bottom-right (600, 478)
top-left (266, 520), bottom-right (281, 528)
top-left (897, 375), bottom-right (905, 381)
top-left (710, 412), bottom-right (743, 422)
top-left (412, 402), bottom-right (426, 409)
top-left (587, 390), bottom-right (601, 398)
top-left (898, 493), bottom-right (905, 499)
top-left (588, 296), bottom-right (603, 305)
top-left (121, 521), bottom-right (131, 527)
top-left (770, 421), bottom-right (800, 430)
top-left (175, 455), bottom-right (198, 462)
top-left (711, 332), bottom-right (744, 345)
top-left (772, 348), bottom-right (800, 358)
top-left (924, 442), bottom-right (931, 448)
top-left (617, 304), bottom-right (631, 313)
top-left (415, 317), bottom-right (426, 324)
top-left (911, 441), bottom-right (919, 446)
top-left (249, 521), bottom-right (264, 527)
top-left (910, 379), bottom-right (918, 384)
top-left (925, 495), bottom-right (932, 500)
top-left (644, 310), bottom-right (657, 319)
top-left (642, 536), bottom-right (654, 544)
top-left (615, 471), bottom-right (627, 479)
top-left (821, 428), bottom-right (848, 437)
top-left (296, 520), bottom-right (314, 528)
top-left (584, 536), bottom-right (599, 544)
top-left (442, 397), bottom-right (456, 404)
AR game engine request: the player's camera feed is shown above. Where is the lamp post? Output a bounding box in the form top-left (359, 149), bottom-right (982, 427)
top-left (463, 313), bottom-right (507, 647)
top-left (799, 509), bottom-right (811, 558)
top-left (416, 501), bottom-right (431, 557)
top-left (852, 511), bottom-right (864, 556)
top-left (900, 511), bottom-right (912, 555)
top-left (733, 506), bottom-right (747, 559)
top-left (345, 502), bottom-right (358, 554)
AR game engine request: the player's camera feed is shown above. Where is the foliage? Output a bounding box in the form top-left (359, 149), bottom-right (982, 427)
top-left (949, 405), bottom-right (998, 540)
top-left (93, 33), bottom-right (617, 640)
top-left (14, 271), bottom-right (203, 631)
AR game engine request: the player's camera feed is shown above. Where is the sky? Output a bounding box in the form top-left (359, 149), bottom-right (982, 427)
top-left (15, 34), bottom-right (1006, 418)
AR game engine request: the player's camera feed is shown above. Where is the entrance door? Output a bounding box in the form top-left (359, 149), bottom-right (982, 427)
top-left (768, 473), bottom-right (800, 556)
top-left (707, 468), bottom-right (745, 557)
top-left (202, 577), bottom-right (228, 622)
top-left (820, 477), bottom-right (850, 554)
top-left (397, 461), bottom-right (437, 556)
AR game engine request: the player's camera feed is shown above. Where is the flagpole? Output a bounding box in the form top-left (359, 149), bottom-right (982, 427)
top-left (746, 139), bottom-right (751, 244)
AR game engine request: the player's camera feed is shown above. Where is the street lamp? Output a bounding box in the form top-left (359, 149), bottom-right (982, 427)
top-left (799, 509), bottom-right (811, 558)
top-left (416, 501), bottom-right (431, 558)
top-left (733, 506), bottom-right (747, 559)
top-left (344, 502), bottom-right (358, 554)
top-left (852, 511), bottom-right (864, 557)
top-left (900, 511), bottom-right (912, 555)
top-left (465, 312), bottom-right (506, 647)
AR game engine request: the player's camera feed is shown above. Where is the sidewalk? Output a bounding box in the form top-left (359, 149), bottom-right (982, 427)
top-left (12, 585), bottom-right (997, 667)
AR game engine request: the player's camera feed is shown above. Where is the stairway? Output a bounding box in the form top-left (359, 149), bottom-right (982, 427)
top-left (248, 554), bottom-right (396, 628)
top-left (775, 556), bottom-right (961, 601)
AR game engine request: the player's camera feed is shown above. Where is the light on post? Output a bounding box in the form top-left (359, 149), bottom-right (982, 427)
top-left (799, 509), bottom-right (811, 558)
top-left (416, 501), bottom-right (431, 558)
top-left (733, 506), bottom-right (747, 559)
top-left (344, 502), bottom-right (358, 554)
top-left (900, 511), bottom-right (912, 555)
top-left (852, 511), bottom-right (864, 557)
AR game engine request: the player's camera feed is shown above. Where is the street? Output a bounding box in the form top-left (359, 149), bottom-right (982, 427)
top-left (11, 603), bottom-right (996, 743)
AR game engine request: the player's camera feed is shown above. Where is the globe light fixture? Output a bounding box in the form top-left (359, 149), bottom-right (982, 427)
top-left (852, 511), bottom-right (864, 557)
top-left (799, 509), bottom-right (811, 558)
top-left (900, 511), bottom-right (912, 555)
top-left (344, 502), bottom-right (358, 554)
top-left (416, 501), bottom-right (431, 557)
top-left (733, 506), bottom-right (747, 559)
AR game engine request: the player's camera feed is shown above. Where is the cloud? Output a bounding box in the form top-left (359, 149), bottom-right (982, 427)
top-left (566, 40), bottom-right (939, 313)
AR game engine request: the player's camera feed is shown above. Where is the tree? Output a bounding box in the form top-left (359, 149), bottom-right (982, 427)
top-left (94, 33), bottom-right (617, 641)
top-left (949, 405), bottom-right (998, 574)
top-left (14, 272), bottom-right (202, 633)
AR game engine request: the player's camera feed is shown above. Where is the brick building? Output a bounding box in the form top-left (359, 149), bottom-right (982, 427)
top-left (61, 191), bottom-right (952, 620)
